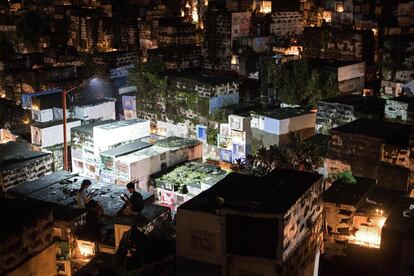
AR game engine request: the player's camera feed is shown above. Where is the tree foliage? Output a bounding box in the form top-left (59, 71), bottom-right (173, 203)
top-left (128, 61), bottom-right (168, 113)
top-left (233, 132), bottom-right (324, 176)
top-left (276, 59), bottom-right (339, 106)
top-left (0, 100), bottom-right (28, 129)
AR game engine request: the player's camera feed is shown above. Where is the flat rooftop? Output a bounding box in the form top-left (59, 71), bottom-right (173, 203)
top-left (0, 141), bottom-right (50, 170)
top-left (179, 169), bottom-right (322, 214)
top-left (155, 136), bottom-right (201, 150)
top-left (331, 118), bottom-right (411, 146)
top-left (356, 186), bottom-right (407, 215)
top-left (251, 107), bottom-right (314, 120)
top-left (71, 120), bottom-right (116, 135)
top-left (114, 137), bottom-right (200, 164)
top-left (32, 118), bottom-right (80, 129)
top-left (319, 95), bottom-right (385, 112)
top-left (166, 69), bottom-right (239, 86)
top-left (388, 95), bottom-right (414, 103)
top-left (324, 177), bottom-right (375, 206)
top-left (21, 88), bottom-right (62, 98)
top-left (117, 145), bottom-right (169, 164)
top-left (8, 171), bottom-right (154, 220)
top-left (71, 97), bottom-right (115, 107)
top-left (101, 140), bottom-right (152, 157)
top-left (95, 119), bottom-right (147, 130)
top-left (154, 162), bottom-right (227, 191)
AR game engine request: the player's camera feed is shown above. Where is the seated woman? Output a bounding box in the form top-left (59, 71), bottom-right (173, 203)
top-left (77, 179), bottom-right (93, 209)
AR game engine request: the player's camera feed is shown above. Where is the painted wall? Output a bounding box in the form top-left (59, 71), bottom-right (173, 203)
top-left (209, 92), bottom-right (239, 114)
top-left (31, 120), bottom-right (81, 148)
top-left (32, 109), bottom-right (54, 123)
top-left (73, 100), bottom-right (116, 122)
top-left (176, 209), bottom-right (225, 265)
top-left (252, 112), bottom-right (316, 135)
top-left (338, 62), bottom-right (365, 82)
top-left (93, 120), bottom-right (150, 156)
top-left (156, 121), bottom-right (189, 138)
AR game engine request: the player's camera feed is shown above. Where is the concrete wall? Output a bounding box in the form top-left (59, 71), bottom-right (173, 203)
top-left (121, 144), bottom-right (202, 189)
top-left (282, 178), bottom-right (323, 261)
top-left (338, 76), bottom-right (365, 93)
top-left (0, 210), bottom-right (53, 275)
top-left (338, 62), bottom-right (365, 82)
top-left (176, 209), bottom-right (225, 265)
top-left (0, 154), bottom-right (53, 191)
top-left (327, 131), bottom-right (383, 179)
top-left (73, 100), bottom-right (116, 122)
top-left (31, 120), bottom-right (81, 148)
top-left (384, 100), bottom-right (410, 122)
top-left (209, 92), bottom-right (239, 114)
top-left (32, 109), bottom-right (54, 123)
top-left (7, 243), bottom-right (56, 276)
top-left (176, 178), bottom-right (323, 276)
top-left (93, 120), bottom-right (150, 156)
top-left (252, 113), bottom-right (316, 135)
top-left (156, 121), bottom-right (189, 138)
top-left (324, 202), bottom-right (355, 256)
top-left (270, 12), bottom-right (303, 37)
top-left (316, 102), bottom-right (355, 133)
top-left (252, 127), bottom-right (315, 148)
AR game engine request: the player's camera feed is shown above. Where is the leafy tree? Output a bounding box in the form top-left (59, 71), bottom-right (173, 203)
top-left (233, 132), bottom-right (324, 176)
top-left (0, 100), bottom-right (28, 129)
top-left (276, 59), bottom-right (339, 106)
top-left (128, 61), bottom-right (168, 115)
top-left (207, 123), bottom-right (218, 146)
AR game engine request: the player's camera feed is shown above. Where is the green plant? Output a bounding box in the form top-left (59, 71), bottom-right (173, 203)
top-left (336, 171), bottom-right (356, 185)
top-left (276, 59), bottom-right (340, 106)
top-left (207, 123), bottom-right (218, 146)
top-left (234, 132), bottom-right (324, 176)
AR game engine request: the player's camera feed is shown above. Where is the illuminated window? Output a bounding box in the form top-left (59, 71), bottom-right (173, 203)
top-left (259, 1), bottom-right (272, 13)
top-left (336, 2), bottom-right (344, 12)
top-left (231, 55), bottom-right (239, 65)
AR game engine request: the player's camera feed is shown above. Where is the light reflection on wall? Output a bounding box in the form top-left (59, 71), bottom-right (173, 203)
top-left (77, 240), bottom-right (96, 257)
top-left (259, 1), bottom-right (272, 13)
top-left (322, 11), bottom-right (332, 23)
top-left (349, 215), bottom-right (386, 249)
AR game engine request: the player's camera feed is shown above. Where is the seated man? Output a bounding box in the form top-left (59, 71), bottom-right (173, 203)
top-left (119, 182), bottom-right (144, 216)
